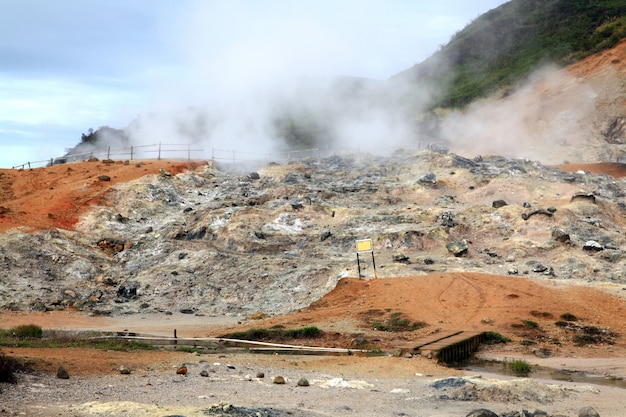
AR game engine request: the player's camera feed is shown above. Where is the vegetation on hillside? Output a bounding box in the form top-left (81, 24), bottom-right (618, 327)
top-left (396, 0), bottom-right (626, 108)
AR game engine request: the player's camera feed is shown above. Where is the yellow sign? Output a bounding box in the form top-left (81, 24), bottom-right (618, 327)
top-left (356, 239), bottom-right (373, 253)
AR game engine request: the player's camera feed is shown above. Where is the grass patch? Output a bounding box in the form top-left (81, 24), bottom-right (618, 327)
top-left (371, 312), bottom-right (426, 332)
top-left (483, 331), bottom-right (511, 345)
top-left (507, 359), bottom-right (532, 377)
top-left (221, 325), bottom-right (323, 341)
top-left (177, 346), bottom-right (203, 354)
top-left (560, 312), bottom-right (578, 321)
top-left (530, 311), bottom-right (552, 318)
top-left (521, 320), bottom-right (539, 329)
top-left (0, 328), bottom-right (154, 351)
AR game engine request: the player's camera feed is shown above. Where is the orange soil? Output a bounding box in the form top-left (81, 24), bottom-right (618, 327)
top-left (0, 159), bottom-right (207, 232)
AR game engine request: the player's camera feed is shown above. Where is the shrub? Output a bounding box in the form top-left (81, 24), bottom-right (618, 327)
top-left (554, 320), bottom-right (568, 327)
top-left (560, 312), bottom-right (577, 321)
top-left (483, 331), bottom-right (511, 344)
top-left (10, 324), bottom-right (43, 339)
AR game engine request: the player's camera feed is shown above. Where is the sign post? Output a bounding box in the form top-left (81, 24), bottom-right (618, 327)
top-left (355, 239), bottom-right (377, 279)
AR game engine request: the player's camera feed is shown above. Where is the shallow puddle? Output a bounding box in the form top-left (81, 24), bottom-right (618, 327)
top-left (459, 359), bottom-right (626, 389)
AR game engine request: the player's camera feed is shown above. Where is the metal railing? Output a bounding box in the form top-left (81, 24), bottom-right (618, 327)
top-left (12, 143), bottom-right (204, 170)
top-left (12, 142), bottom-right (425, 170)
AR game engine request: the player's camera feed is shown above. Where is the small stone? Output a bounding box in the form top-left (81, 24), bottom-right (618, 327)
top-left (492, 199), bottom-right (508, 208)
top-left (466, 409), bottom-right (498, 417)
top-left (419, 172), bottom-right (437, 184)
top-left (98, 175), bottom-right (111, 182)
top-left (56, 366), bottom-right (70, 379)
top-left (256, 371), bottom-right (265, 378)
top-left (118, 366), bottom-right (131, 375)
top-left (583, 240), bottom-right (604, 251)
top-left (392, 253), bottom-right (409, 263)
top-left (273, 376), bottom-right (286, 384)
top-left (200, 370), bottom-right (209, 377)
top-left (297, 377), bottom-right (309, 387)
top-left (578, 406), bottom-right (600, 417)
top-left (446, 240), bottom-right (469, 257)
top-left (551, 227), bottom-right (570, 243)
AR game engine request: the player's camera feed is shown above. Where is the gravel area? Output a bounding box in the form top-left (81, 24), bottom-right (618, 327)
top-left (2, 352), bottom-right (626, 417)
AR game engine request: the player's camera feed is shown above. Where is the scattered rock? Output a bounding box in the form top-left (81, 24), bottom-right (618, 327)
top-left (441, 211), bottom-right (455, 227)
top-left (507, 267), bottom-right (519, 275)
top-left (118, 366), bottom-right (132, 375)
top-left (320, 230), bottom-right (332, 241)
top-left (578, 406), bottom-right (600, 417)
top-left (446, 240), bottom-right (469, 257)
top-left (273, 376), bottom-right (286, 384)
top-left (296, 378), bottom-right (309, 387)
top-left (200, 370), bottom-right (209, 377)
top-left (522, 208), bottom-right (554, 220)
top-left (466, 410), bottom-right (498, 417)
top-left (571, 192), bottom-right (596, 203)
top-left (492, 199), bottom-right (508, 208)
top-left (56, 366), bottom-right (70, 379)
top-left (392, 253), bottom-right (410, 263)
top-left (551, 227), bottom-right (570, 243)
top-left (256, 371), bottom-right (265, 378)
top-left (176, 365), bottom-right (188, 376)
top-left (98, 175), bottom-right (111, 182)
top-left (419, 172), bottom-right (437, 184)
top-left (583, 240), bottom-right (604, 251)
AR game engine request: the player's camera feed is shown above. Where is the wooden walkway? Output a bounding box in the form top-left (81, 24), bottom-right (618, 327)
top-left (400, 330), bottom-right (485, 363)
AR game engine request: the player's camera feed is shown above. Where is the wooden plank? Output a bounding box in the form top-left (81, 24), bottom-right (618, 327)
top-left (398, 330), bottom-right (462, 352)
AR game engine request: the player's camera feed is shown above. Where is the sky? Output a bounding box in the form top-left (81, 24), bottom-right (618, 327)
top-left (0, 0), bottom-right (508, 168)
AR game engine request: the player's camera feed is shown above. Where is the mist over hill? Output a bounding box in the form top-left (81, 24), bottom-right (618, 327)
top-left (64, 0), bottom-right (626, 165)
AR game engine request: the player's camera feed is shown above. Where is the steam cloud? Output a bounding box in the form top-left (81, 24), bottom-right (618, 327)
top-left (66, 1), bottom-right (617, 167)
top-left (66, 1), bottom-right (438, 163)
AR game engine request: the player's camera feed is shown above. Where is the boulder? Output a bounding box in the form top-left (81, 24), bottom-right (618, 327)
top-left (446, 240), bottom-right (469, 257)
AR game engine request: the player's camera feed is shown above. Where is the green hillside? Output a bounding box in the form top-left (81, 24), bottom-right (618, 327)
top-left (395, 0), bottom-right (626, 109)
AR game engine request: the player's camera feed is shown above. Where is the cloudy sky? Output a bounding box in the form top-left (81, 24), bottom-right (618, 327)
top-left (0, 0), bottom-right (507, 168)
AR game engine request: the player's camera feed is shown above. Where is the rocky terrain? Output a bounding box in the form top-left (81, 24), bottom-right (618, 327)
top-left (1, 150), bottom-right (626, 319)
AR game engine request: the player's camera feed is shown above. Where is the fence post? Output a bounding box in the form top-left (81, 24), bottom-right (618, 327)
top-left (107, 146), bottom-right (111, 159)
top-left (188, 143), bottom-right (191, 161)
top-left (130, 146), bottom-right (134, 160)
top-left (28, 162), bottom-right (31, 170)
top-left (158, 143), bottom-right (161, 160)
